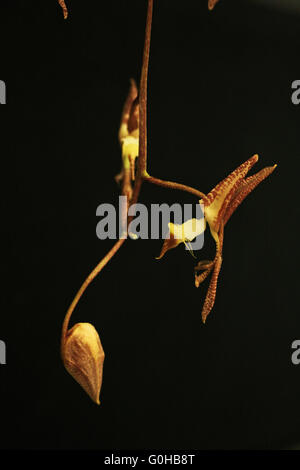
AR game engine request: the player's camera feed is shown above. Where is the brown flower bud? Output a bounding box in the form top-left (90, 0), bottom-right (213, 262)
top-left (62, 323), bottom-right (104, 405)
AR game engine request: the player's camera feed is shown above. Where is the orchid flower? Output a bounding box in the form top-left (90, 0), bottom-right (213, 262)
top-left (195, 155), bottom-right (277, 323)
top-left (116, 79), bottom-right (139, 201)
top-left (156, 155), bottom-right (276, 322)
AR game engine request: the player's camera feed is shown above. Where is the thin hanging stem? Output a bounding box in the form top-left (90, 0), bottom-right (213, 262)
top-left (134, 0), bottom-right (206, 203)
top-left (61, 238), bottom-right (126, 354)
top-left (130, 0), bottom-right (153, 210)
top-left (144, 174), bottom-right (206, 200)
top-left (136, 0), bottom-right (153, 178)
top-left (61, 0), bottom-right (154, 346)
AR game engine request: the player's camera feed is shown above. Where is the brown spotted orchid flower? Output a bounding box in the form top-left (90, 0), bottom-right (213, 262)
top-left (156, 155), bottom-right (276, 323)
top-left (58, 0), bottom-right (68, 19)
top-left (195, 154), bottom-right (277, 323)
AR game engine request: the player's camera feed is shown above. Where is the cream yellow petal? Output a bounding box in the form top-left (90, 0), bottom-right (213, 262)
top-left (121, 136), bottom-right (139, 163)
top-left (171, 218), bottom-right (206, 242)
top-left (156, 217), bottom-right (206, 259)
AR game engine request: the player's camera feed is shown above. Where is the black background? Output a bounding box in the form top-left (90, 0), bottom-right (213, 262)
top-left (0, 0), bottom-right (299, 450)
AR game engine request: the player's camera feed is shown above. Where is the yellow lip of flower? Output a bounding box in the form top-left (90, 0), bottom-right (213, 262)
top-left (121, 135), bottom-right (139, 169)
top-left (156, 216), bottom-right (206, 260)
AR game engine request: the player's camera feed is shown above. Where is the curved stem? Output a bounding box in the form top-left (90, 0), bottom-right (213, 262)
top-left (144, 174), bottom-right (206, 200)
top-left (61, 238), bottom-right (126, 354)
top-left (61, 0), bottom-right (153, 351)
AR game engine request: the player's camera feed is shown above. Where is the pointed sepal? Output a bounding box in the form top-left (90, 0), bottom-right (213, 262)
top-left (224, 164), bottom-right (277, 225)
top-left (202, 155), bottom-right (258, 236)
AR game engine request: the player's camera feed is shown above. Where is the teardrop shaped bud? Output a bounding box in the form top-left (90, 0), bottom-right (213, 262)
top-left (62, 323), bottom-right (104, 405)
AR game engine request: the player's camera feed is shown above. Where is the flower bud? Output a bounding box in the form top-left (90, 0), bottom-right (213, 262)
top-left (62, 323), bottom-right (104, 405)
